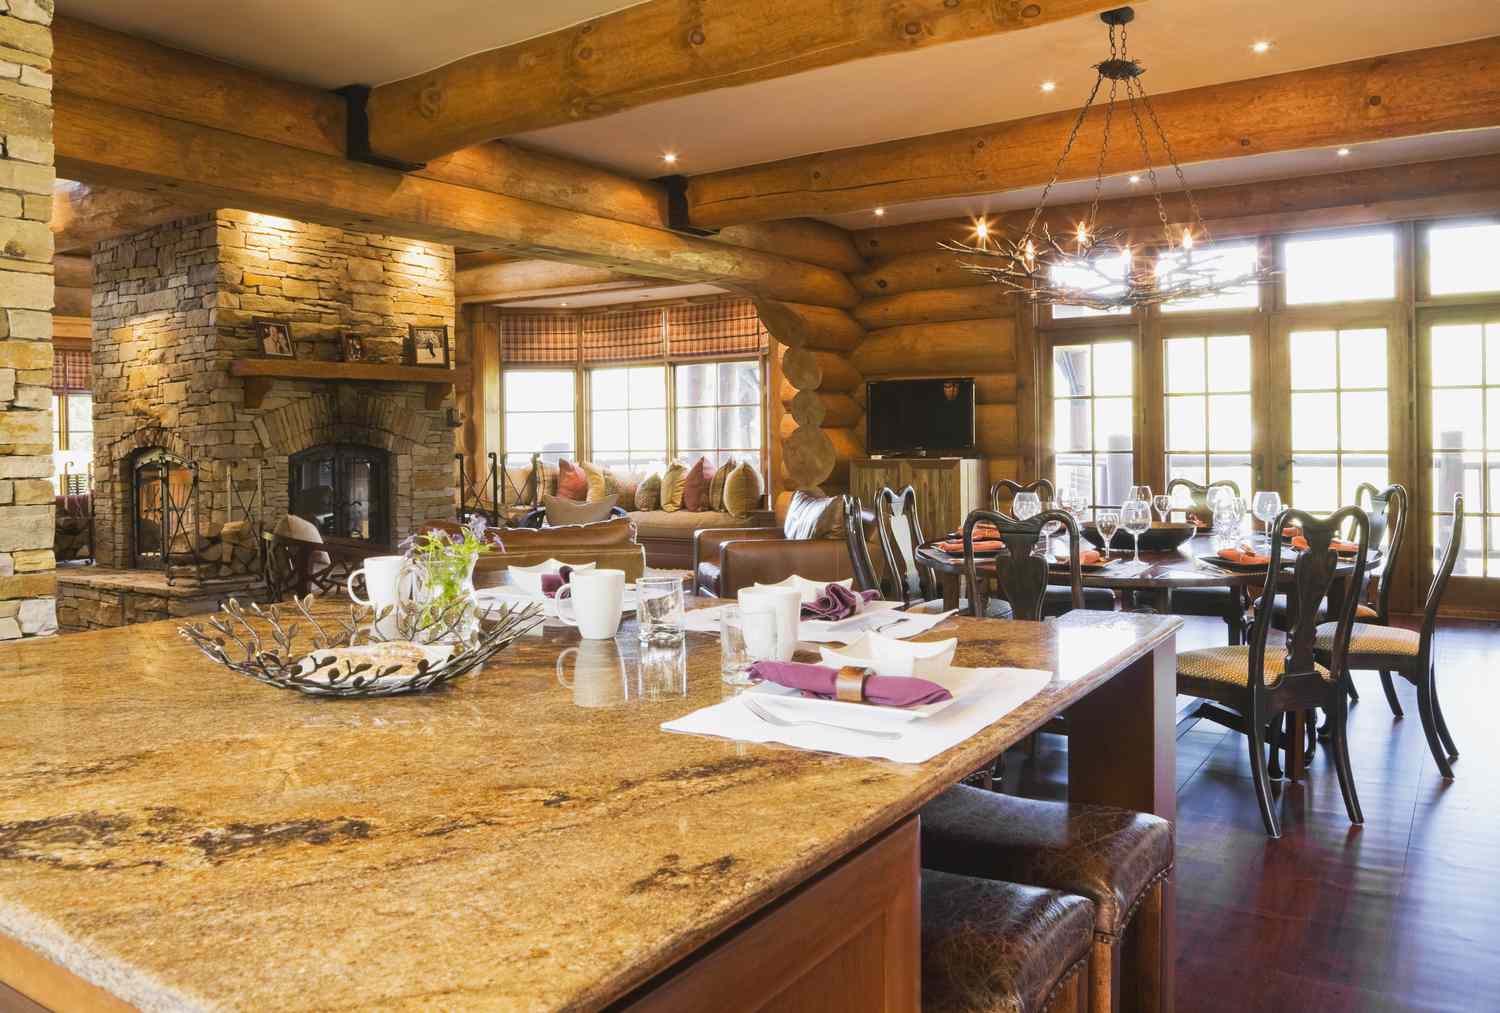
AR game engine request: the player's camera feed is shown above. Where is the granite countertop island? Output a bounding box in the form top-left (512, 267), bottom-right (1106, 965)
top-left (0, 608), bottom-right (1179, 1011)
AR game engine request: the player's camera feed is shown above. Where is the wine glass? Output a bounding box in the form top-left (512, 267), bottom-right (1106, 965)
top-left (1012, 491), bottom-right (1042, 520)
top-left (1252, 491), bottom-right (1282, 551)
top-left (1128, 485), bottom-right (1152, 503)
top-left (1121, 500), bottom-right (1152, 562)
top-left (1152, 493), bottom-right (1172, 523)
top-left (1096, 509), bottom-right (1120, 560)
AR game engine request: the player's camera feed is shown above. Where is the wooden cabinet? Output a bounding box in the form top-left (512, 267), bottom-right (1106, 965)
top-left (850, 457), bottom-right (986, 541)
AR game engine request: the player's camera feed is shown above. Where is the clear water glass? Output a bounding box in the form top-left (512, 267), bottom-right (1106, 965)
top-left (1152, 494), bottom-right (1172, 522)
top-left (1012, 491), bottom-right (1042, 520)
top-left (720, 605), bottom-right (777, 685)
top-left (1128, 485), bottom-right (1153, 503)
top-left (1121, 500), bottom-right (1152, 562)
top-left (1252, 491), bottom-right (1283, 550)
top-left (636, 576), bottom-right (685, 647)
top-left (1096, 510), bottom-right (1120, 558)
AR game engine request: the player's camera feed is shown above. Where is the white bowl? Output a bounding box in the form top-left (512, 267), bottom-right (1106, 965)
top-left (507, 559), bottom-right (596, 596)
top-left (753, 574), bottom-right (852, 604)
top-left (819, 633), bottom-right (958, 678)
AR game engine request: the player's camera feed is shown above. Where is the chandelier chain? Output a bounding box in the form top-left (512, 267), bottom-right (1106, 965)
top-left (1131, 72), bottom-right (1214, 244)
top-left (1023, 71), bottom-right (1105, 241)
top-left (1124, 75), bottom-right (1173, 241)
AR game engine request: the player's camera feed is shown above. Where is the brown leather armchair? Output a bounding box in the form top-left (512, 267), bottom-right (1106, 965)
top-left (692, 491), bottom-right (856, 598)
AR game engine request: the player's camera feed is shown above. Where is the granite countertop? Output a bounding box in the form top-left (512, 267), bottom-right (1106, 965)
top-left (0, 607), bottom-right (1179, 1011)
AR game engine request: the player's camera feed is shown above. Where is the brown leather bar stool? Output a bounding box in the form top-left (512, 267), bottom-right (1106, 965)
top-left (922, 869), bottom-right (1095, 1012)
top-left (921, 787), bottom-right (1173, 1013)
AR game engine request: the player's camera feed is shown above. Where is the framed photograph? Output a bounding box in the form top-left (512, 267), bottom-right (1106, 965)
top-left (340, 332), bottom-right (367, 362)
top-left (255, 318), bottom-right (295, 358)
top-left (407, 325), bottom-right (449, 368)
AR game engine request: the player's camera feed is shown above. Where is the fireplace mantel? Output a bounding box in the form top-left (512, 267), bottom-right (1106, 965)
top-left (230, 359), bottom-right (469, 410)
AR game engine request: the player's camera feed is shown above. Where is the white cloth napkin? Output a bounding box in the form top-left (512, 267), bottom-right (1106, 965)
top-left (682, 604), bottom-right (955, 643)
top-left (661, 666), bottom-right (1053, 764)
top-left (752, 574), bottom-right (853, 604)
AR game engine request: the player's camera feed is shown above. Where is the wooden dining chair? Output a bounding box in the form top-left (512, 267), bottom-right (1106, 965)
top-left (991, 479), bottom-right (1111, 613)
top-left (962, 508), bottom-right (1084, 620)
top-left (1316, 494), bottom-right (1464, 779)
top-left (875, 485), bottom-right (935, 607)
top-left (1166, 478), bottom-right (1248, 643)
top-left (1176, 506), bottom-right (1372, 838)
top-left (840, 494), bottom-right (884, 595)
top-left (990, 478), bottom-right (1055, 513)
top-left (1165, 476), bottom-right (1240, 527)
top-left (1352, 482), bottom-right (1410, 714)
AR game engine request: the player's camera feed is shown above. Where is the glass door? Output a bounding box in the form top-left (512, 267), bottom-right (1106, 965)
top-left (1284, 325), bottom-right (1394, 512)
top-left (1160, 330), bottom-right (1258, 501)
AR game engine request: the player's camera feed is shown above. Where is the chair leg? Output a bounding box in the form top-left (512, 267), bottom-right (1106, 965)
top-left (1346, 677), bottom-right (1360, 704)
top-left (1248, 719), bottom-right (1281, 838)
top-left (1416, 664), bottom-right (1455, 780)
top-left (1378, 669), bottom-right (1404, 718)
top-left (1265, 718), bottom-right (1284, 781)
top-left (1432, 674), bottom-right (1459, 762)
top-left (1329, 689), bottom-right (1363, 825)
top-left (1303, 708), bottom-right (1317, 766)
top-left (1089, 936), bottom-right (1117, 1013)
top-left (1121, 878), bottom-right (1166, 1013)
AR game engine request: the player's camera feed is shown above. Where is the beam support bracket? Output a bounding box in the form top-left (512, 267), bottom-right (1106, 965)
top-left (336, 85), bottom-right (426, 172)
top-left (656, 175), bottom-right (718, 237)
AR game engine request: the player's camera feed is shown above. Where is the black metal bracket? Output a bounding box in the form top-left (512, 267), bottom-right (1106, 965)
top-left (655, 174), bottom-right (719, 237)
top-left (335, 84), bottom-right (427, 172)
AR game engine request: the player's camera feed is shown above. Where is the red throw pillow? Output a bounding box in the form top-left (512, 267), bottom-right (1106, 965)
top-left (682, 457), bottom-right (716, 511)
top-left (556, 458), bottom-right (588, 501)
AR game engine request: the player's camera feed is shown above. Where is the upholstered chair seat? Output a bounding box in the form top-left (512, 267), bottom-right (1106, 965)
top-left (1314, 621), bottom-right (1420, 657)
top-left (921, 786), bottom-right (1172, 1013)
top-left (921, 869), bottom-right (1095, 1013)
top-left (1177, 644), bottom-right (1332, 692)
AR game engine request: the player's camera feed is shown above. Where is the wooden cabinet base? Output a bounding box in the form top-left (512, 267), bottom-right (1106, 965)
top-left (0, 931), bottom-right (135, 1012)
top-left (620, 817), bottom-right (921, 1013)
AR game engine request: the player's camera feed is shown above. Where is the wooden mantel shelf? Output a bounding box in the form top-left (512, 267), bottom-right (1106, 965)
top-left (229, 358), bottom-right (467, 410)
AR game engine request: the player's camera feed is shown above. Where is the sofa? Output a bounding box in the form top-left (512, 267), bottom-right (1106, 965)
top-left (470, 516), bottom-right (647, 586)
top-left (630, 507), bottom-right (776, 569)
top-left (692, 491), bottom-right (856, 599)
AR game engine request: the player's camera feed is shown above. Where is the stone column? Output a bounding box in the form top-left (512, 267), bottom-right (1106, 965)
top-left (0, 2), bottom-right (56, 640)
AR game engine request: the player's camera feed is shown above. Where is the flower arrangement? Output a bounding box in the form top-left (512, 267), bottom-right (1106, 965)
top-left (401, 517), bottom-right (499, 632)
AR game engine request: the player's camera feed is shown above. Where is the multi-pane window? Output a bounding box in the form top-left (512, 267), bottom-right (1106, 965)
top-left (1050, 251), bottom-right (1132, 320)
top-left (1164, 334), bottom-right (1253, 497)
top-left (1052, 340), bottom-right (1133, 509)
top-left (52, 392), bottom-right (93, 492)
top-left (1288, 328), bottom-right (1390, 513)
top-left (503, 369), bottom-right (575, 467)
top-left (1158, 242), bottom-right (1261, 313)
top-left (1427, 321), bottom-right (1497, 576)
top-left (1283, 230), bottom-right (1396, 305)
top-left (1426, 222), bottom-right (1500, 297)
top-left (589, 365), bottom-right (667, 474)
top-left (675, 360), bottom-right (762, 467)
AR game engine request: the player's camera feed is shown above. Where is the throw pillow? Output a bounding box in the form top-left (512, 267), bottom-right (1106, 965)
top-left (581, 460), bottom-right (619, 503)
top-left (660, 460), bottom-right (688, 513)
top-left (557, 458), bottom-right (588, 501)
top-left (614, 471), bottom-right (640, 512)
top-left (681, 456), bottom-right (716, 512)
top-left (782, 489), bottom-right (844, 539)
top-left (709, 456), bottom-right (734, 512)
top-left (636, 471), bottom-right (662, 511)
top-left (723, 461), bottom-right (764, 519)
top-left (544, 493), bottom-right (617, 527)
top-left (273, 513), bottom-right (331, 568)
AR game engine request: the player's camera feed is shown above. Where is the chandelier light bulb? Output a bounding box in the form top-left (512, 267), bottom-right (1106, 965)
top-left (974, 219), bottom-right (989, 240)
top-left (661, 152), bottom-right (678, 164)
top-left (1075, 222), bottom-right (1089, 247)
top-left (1181, 228), bottom-right (1194, 251)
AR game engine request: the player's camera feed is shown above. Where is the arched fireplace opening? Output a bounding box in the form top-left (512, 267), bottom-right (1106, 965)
top-left (288, 444), bottom-right (391, 544)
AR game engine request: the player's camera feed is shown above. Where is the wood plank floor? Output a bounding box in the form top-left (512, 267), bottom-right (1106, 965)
top-left (1008, 615), bottom-right (1500, 1013)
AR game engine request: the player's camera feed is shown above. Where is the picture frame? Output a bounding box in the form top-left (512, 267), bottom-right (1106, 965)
top-left (407, 324), bottom-right (450, 368)
top-left (255, 318), bottom-right (295, 358)
top-left (340, 332), bottom-right (367, 363)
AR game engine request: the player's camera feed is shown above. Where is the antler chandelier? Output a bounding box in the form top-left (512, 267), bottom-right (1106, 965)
top-left (943, 6), bottom-right (1273, 311)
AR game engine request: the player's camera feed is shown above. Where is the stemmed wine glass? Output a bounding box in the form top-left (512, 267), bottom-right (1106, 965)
top-left (1096, 509), bottom-right (1120, 560)
top-left (1252, 490), bottom-right (1283, 551)
top-left (1151, 493), bottom-right (1172, 523)
top-left (1121, 499), bottom-right (1152, 563)
top-left (1012, 491), bottom-right (1042, 520)
top-left (1128, 485), bottom-right (1152, 504)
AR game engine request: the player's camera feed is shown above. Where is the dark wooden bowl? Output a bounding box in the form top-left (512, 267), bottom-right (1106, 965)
top-left (1082, 521), bottom-right (1197, 552)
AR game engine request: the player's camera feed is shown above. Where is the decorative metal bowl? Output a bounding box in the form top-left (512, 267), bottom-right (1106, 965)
top-left (1082, 521), bottom-right (1197, 553)
top-left (178, 595), bottom-right (545, 697)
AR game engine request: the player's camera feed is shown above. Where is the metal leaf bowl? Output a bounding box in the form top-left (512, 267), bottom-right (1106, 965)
top-left (177, 595), bottom-right (545, 697)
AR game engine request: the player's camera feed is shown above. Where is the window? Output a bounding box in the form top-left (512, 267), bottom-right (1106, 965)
top-left (1158, 242), bottom-right (1261, 313)
top-left (1288, 328), bottom-right (1390, 513)
top-left (1164, 334), bottom-right (1253, 497)
top-left (589, 365), bottom-right (667, 474)
top-left (1049, 251), bottom-right (1131, 320)
top-left (1051, 340), bottom-right (1133, 508)
top-left (1284, 230), bottom-right (1396, 305)
top-left (503, 369), bottom-right (575, 467)
top-left (674, 360), bottom-right (763, 467)
top-left (1428, 321), bottom-right (1498, 576)
top-left (52, 392), bottom-right (93, 492)
top-left (1427, 222), bottom-right (1500, 297)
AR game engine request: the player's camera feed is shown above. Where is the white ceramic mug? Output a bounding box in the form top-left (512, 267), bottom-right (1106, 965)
top-left (555, 568), bottom-right (626, 640)
top-left (737, 586), bottom-right (802, 662)
top-left (347, 554), bottom-right (406, 639)
top-left (556, 640), bottom-right (629, 707)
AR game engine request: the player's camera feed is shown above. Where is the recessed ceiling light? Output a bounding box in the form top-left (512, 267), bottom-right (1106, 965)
top-left (1251, 40), bottom-right (1273, 54)
top-left (1336, 147), bottom-right (1352, 157)
top-left (661, 152), bottom-right (678, 164)
top-left (873, 207), bottom-right (886, 217)
top-left (559, 301), bottom-right (569, 306)
top-left (1040, 80), bottom-right (1057, 93)
top-left (1128, 174), bottom-right (1141, 184)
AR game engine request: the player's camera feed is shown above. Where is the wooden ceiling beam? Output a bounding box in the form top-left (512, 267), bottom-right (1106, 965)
top-left (686, 35), bottom-right (1500, 228)
top-left (362, 0), bottom-right (1136, 166)
top-left (456, 258), bottom-right (662, 305)
top-left (51, 180), bottom-right (203, 253)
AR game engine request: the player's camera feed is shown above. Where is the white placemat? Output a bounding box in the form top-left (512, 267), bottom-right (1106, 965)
top-left (682, 604), bottom-right (955, 643)
top-left (661, 666), bottom-right (1053, 764)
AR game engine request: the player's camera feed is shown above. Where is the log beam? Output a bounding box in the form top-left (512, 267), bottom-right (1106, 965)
top-left (686, 36), bottom-right (1500, 227)
top-left (362, 0), bottom-right (1137, 166)
top-left (456, 258), bottom-right (659, 305)
top-left (51, 180), bottom-right (202, 254)
top-left (854, 286), bottom-right (1015, 329)
top-left (754, 299), bottom-right (865, 352)
top-left (853, 318), bottom-right (1016, 376)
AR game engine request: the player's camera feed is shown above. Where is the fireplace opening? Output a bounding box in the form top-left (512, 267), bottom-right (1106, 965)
top-left (288, 444), bottom-right (390, 544)
top-left (131, 448), bottom-right (197, 570)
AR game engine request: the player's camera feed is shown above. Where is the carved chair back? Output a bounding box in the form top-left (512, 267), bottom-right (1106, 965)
top-left (841, 495), bottom-right (883, 595)
top-left (962, 508), bottom-right (1083, 621)
top-left (876, 485), bottom-right (932, 606)
top-left (1419, 493), bottom-right (1466, 663)
top-left (1354, 482), bottom-right (1408, 623)
top-left (990, 478), bottom-right (1055, 514)
top-left (1166, 477), bottom-right (1241, 527)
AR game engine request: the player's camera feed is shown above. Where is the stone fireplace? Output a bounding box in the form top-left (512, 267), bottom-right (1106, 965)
top-left (56, 210), bottom-right (457, 632)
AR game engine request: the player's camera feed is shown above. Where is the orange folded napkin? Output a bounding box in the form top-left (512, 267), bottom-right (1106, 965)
top-left (1289, 534), bottom-right (1359, 553)
top-left (949, 524), bottom-right (1001, 540)
top-left (1053, 548), bottom-right (1102, 566)
top-left (938, 539), bottom-right (1004, 553)
top-left (1218, 546), bottom-right (1270, 565)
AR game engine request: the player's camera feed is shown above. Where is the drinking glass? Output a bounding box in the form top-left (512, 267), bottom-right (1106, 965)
top-left (1096, 510), bottom-right (1120, 559)
top-left (1152, 493), bottom-right (1172, 523)
top-left (636, 576), bottom-right (685, 647)
top-left (720, 605), bottom-right (778, 686)
top-left (1012, 491), bottom-right (1042, 520)
top-left (1127, 485), bottom-right (1152, 503)
top-left (1121, 500), bottom-right (1152, 562)
top-left (1252, 491), bottom-right (1283, 551)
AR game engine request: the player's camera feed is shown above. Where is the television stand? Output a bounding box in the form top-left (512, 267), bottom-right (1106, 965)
top-left (849, 457), bottom-right (986, 540)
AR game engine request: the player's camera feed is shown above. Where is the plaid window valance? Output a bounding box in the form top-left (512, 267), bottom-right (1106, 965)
top-left (500, 313), bottom-right (578, 364)
top-left (667, 298), bottom-right (768, 358)
top-left (581, 307), bottom-right (664, 363)
top-left (51, 348), bottom-right (90, 393)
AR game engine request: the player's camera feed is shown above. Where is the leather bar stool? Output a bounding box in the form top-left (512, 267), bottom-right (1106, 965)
top-left (921, 787), bottom-right (1173, 1013)
top-left (922, 869), bottom-right (1095, 1012)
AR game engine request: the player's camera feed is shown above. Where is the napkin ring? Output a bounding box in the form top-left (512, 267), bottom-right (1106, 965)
top-left (835, 666), bottom-right (873, 703)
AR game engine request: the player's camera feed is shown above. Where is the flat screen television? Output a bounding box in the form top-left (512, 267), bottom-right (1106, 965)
top-left (864, 378), bottom-right (976, 454)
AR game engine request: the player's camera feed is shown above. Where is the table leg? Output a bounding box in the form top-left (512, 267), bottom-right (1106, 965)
top-left (939, 571), bottom-right (960, 612)
top-left (1066, 636), bottom-right (1177, 1013)
top-left (1286, 710), bottom-right (1306, 784)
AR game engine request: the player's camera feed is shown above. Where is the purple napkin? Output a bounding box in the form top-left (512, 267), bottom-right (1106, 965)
top-left (540, 565), bottom-right (575, 598)
top-left (748, 660), bottom-right (952, 708)
top-left (801, 583), bottom-right (879, 621)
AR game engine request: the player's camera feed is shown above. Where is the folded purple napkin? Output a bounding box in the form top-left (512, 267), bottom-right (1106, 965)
top-left (801, 583), bottom-right (879, 621)
top-left (540, 565), bottom-right (575, 598)
top-left (748, 660), bottom-right (952, 708)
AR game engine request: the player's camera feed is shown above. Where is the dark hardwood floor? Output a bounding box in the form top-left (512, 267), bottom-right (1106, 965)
top-left (1006, 615), bottom-right (1500, 1012)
